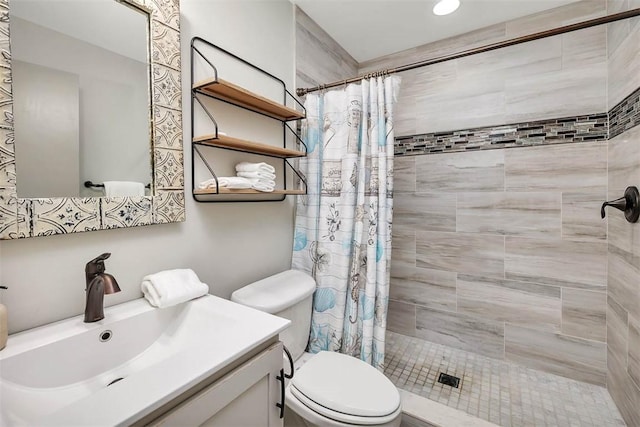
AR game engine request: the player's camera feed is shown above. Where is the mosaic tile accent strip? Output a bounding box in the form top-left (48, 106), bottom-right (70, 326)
top-left (609, 85), bottom-right (640, 140)
top-left (384, 331), bottom-right (625, 427)
top-left (395, 85), bottom-right (640, 157)
top-left (395, 113), bottom-right (608, 156)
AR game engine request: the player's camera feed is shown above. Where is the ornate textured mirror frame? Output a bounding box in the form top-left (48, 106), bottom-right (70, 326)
top-left (0, 0), bottom-right (184, 239)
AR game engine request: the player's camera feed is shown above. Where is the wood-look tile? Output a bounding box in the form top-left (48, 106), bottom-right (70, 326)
top-left (505, 324), bottom-right (606, 385)
top-left (505, 237), bottom-right (607, 290)
top-left (394, 192), bottom-right (456, 232)
top-left (607, 304), bottom-right (640, 427)
top-left (608, 21), bottom-right (640, 107)
top-left (608, 125), bottom-right (640, 196)
top-left (505, 65), bottom-right (606, 124)
top-left (562, 26), bottom-right (606, 68)
top-left (295, 7), bottom-right (358, 89)
top-left (457, 37), bottom-right (561, 80)
top-left (393, 156), bottom-right (415, 193)
top-left (505, 142), bottom-right (607, 192)
top-left (457, 192), bottom-right (561, 237)
top-left (607, 0), bottom-right (631, 59)
top-left (416, 307), bottom-right (505, 359)
top-left (392, 226), bottom-right (416, 253)
top-left (629, 315), bottom-right (640, 389)
top-left (457, 274), bottom-right (561, 332)
top-left (608, 245), bottom-right (640, 321)
top-left (561, 288), bottom-right (606, 342)
top-left (416, 150), bottom-right (504, 192)
top-left (415, 84), bottom-right (506, 135)
top-left (561, 191), bottom-right (607, 241)
top-left (510, 1), bottom-right (606, 36)
top-left (608, 202), bottom-right (640, 256)
top-left (387, 300), bottom-right (416, 336)
top-left (607, 295), bottom-right (629, 371)
top-left (390, 267), bottom-right (456, 312)
top-left (417, 231), bottom-right (504, 278)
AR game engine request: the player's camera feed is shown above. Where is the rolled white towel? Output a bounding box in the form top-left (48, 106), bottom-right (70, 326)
top-left (198, 177), bottom-right (252, 189)
top-left (235, 162), bottom-right (275, 174)
top-left (237, 170), bottom-right (276, 180)
top-left (141, 268), bottom-right (209, 308)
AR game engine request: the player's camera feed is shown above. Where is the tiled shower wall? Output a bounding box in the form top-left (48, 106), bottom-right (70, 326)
top-left (390, 143), bottom-right (608, 385)
top-left (606, 0), bottom-right (640, 425)
top-left (381, 0), bottom-right (612, 387)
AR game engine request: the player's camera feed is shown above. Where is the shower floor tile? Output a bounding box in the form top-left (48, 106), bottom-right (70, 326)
top-left (385, 331), bottom-right (626, 427)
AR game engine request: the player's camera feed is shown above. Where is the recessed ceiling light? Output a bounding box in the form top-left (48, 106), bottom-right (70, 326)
top-left (433, 0), bottom-right (460, 16)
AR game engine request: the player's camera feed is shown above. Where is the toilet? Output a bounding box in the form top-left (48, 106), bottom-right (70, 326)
top-left (231, 270), bottom-right (402, 427)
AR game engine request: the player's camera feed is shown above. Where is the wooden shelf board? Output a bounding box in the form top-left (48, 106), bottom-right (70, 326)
top-left (194, 188), bottom-right (305, 196)
top-left (193, 134), bottom-right (306, 158)
top-left (193, 78), bottom-right (305, 121)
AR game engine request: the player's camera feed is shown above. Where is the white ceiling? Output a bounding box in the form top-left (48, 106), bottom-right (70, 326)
top-left (295, 0), bottom-right (581, 63)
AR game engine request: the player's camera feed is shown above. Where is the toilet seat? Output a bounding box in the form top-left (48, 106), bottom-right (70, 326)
top-left (289, 351), bottom-right (401, 425)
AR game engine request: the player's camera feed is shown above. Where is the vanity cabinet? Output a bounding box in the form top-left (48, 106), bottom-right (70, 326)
top-left (147, 341), bottom-right (285, 427)
top-left (190, 37), bottom-right (307, 202)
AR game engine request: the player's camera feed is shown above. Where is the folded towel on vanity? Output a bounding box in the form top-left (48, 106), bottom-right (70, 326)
top-left (236, 170), bottom-right (276, 181)
top-left (141, 268), bottom-right (209, 308)
top-left (103, 181), bottom-right (145, 197)
top-left (235, 162), bottom-right (276, 174)
top-left (198, 177), bottom-right (253, 190)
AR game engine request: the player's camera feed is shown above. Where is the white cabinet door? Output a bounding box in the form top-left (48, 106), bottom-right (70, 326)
top-left (149, 342), bottom-right (285, 427)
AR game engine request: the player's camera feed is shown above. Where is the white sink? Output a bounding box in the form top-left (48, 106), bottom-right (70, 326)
top-left (0, 294), bottom-right (290, 426)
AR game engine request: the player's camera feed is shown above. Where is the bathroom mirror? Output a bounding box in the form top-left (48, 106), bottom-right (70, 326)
top-left (0, 0), bottom-right (185, 239)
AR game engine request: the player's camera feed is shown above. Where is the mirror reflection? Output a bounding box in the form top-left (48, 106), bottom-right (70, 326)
top-left (11, 0), bottom-right (152, 199)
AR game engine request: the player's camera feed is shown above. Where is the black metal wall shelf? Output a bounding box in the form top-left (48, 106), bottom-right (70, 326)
top-left (190, 37), bottom-right (307, 203)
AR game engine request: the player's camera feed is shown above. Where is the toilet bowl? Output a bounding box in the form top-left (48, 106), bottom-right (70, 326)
top-left (230, 270), bottom-right (401, 427)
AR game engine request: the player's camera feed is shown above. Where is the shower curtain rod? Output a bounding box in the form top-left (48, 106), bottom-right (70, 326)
top-left (296, 8), bottom-right (640, 97)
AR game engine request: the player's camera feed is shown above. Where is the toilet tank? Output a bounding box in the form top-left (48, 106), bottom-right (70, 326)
top-left (230, 270), bottom-right (316, 361)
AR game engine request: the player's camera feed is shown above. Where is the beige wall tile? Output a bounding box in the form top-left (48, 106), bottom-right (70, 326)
top-left (390, 267), bottom-right (457, 312)
top-left (608, 125), bottom-right (640, 196)
top-left (505, 237), bottom-right (607, 290)
top-left (393, 156), bottom-right (416, 193)
top-left (505, 142), bottom-right (607, 192)
top-left (417, 231), bottom-right (505, 278)
top-left (505, 324), bottom-right (606, 385)
top-left (392, 226), bottom-right (416, 253)
top-left (388, 300), bottom-right (416, 336)
top-left (561, 288), bottom-right (606, 342)
top-left (562, 26), bottom-right (607, 68)
top-left (608, 19), bottom-right (640, 107)
top-left (457, 274), bottom-right (561, 332)
top-left (505, 1), bottom-right (605, 38)
top-left (395, 192), bottom-right (456, 232)
top-left (457, 192), bottom-right (561, 237)
top-left (416, 307), bottom-right (505, 359)
top-left (607, 295), bottom-right (640, 427)
top-left (295, 7), bottom-right (358, 89)
top-left (629, 315), bottom-right (640, 388)
top-left (417, 150), bottom-right (504, 192)
top-left (608, 245), bottom-right (640, 321)
top-left (562, 191), bottom-right (607, 241)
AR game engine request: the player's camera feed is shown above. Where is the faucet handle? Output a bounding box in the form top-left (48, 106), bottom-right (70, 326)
top-left (86, 253), bottom-right (111, 274)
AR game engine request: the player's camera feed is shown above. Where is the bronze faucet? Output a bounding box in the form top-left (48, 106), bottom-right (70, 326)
top-left (84, 253), bottom-right (121, 323)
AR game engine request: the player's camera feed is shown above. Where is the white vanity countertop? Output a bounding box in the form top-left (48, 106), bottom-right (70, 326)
top-left (0, 295), bottom-right (290, 426)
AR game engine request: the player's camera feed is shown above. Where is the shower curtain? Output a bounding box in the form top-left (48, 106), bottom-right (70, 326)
top-left (292, 75), bottom-right (401, 370)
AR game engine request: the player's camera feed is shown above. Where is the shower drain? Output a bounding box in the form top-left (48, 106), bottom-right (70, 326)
top-left (437, 372), bottom-right (460, 388)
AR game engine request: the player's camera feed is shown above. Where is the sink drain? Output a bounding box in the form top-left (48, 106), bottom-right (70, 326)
top-left (107, 377), bottom-right (124, 387)
top-left (99, 330), bottom-right (113, 342)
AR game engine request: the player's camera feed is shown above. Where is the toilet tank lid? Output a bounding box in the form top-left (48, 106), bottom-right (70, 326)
top-left (230, 270), bottom-right (316, 314)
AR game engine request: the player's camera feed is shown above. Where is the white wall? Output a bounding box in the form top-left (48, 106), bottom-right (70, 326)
top-left (0, 0), bottom-right (296, 333)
